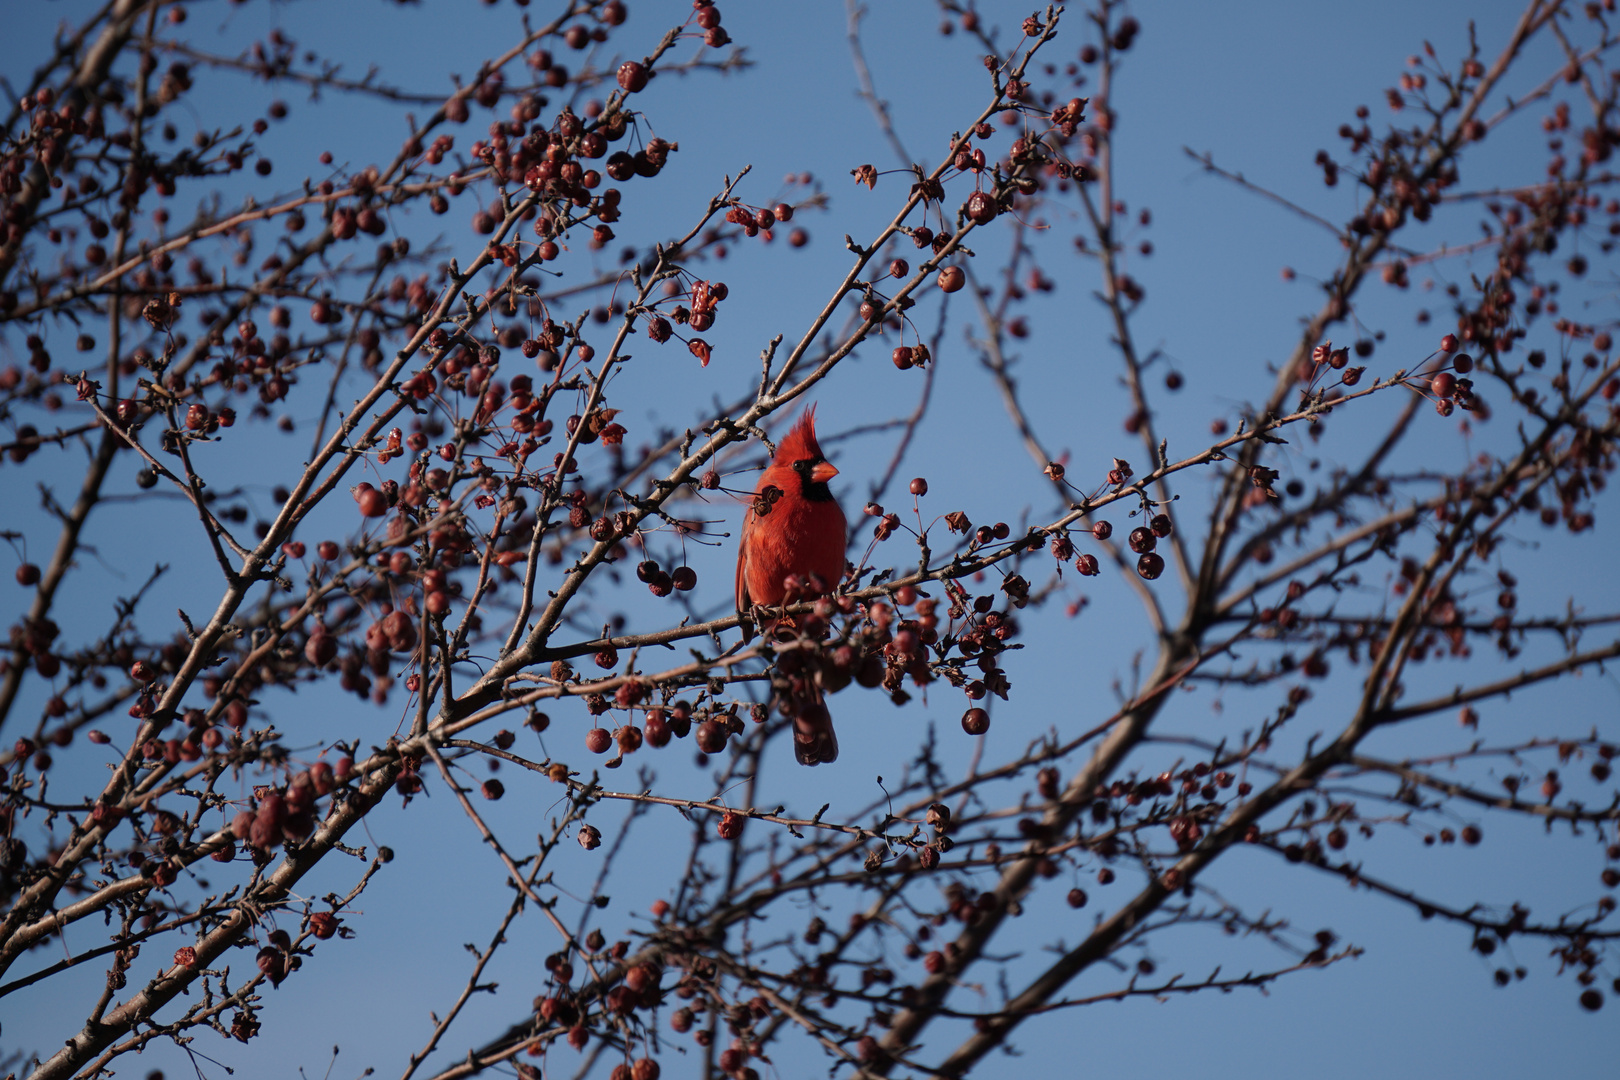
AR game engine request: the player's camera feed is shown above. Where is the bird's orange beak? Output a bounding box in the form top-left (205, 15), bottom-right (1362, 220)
top-left (811, 461), bottom-right (839, 484)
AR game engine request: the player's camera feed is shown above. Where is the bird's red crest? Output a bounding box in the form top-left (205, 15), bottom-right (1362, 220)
top-left (774, 405), bottom-right (825, 464)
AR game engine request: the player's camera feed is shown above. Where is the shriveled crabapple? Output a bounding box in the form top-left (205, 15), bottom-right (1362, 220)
top-left (585, 727), bottom-right (612, 754)
top-left (965, 190), bottom-right (998, 225)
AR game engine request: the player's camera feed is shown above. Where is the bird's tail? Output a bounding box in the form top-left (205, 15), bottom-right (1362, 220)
top-left (764, 624), bottom-right (840, 766)
top-left (790, 693), bottom-right (838, 766)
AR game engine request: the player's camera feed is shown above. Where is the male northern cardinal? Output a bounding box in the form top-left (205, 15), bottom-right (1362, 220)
top-left (735, 406), bottom-right (848, 765)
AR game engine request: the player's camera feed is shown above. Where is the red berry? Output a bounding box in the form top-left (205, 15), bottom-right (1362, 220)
top-left (15, 563), bottom-right (40, 586)
top-left (616, 61), bottom-right (648, 93)
top-left (696, 719), bottom-right (728, 754)
top-left (644, 711), bottom-right (671, 747)
top-left (962, 708), bottom-right (990, 735)
top-left (586, 728), bottom-right (612, 754)
top-left (937, 266), bottom-right (966, 293)
top-left (356, 487), bottom-right (387, 517)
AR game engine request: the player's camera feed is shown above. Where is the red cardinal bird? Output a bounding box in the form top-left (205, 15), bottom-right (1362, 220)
top-left (735, 406), bottom-right (847, 765)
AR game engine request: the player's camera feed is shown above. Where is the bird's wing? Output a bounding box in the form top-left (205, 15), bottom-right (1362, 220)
top-left (734, 508), bottom-right (754, 614)
top-left (735, 510), bottom-right (758, 643)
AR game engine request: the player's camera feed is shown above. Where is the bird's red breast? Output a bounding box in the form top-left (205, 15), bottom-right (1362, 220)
top-left (735, 406), bottom-right (848, 611)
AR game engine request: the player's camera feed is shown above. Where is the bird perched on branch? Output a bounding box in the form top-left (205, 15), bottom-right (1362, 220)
top-left (735, 406), bottom-right (848, 765)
